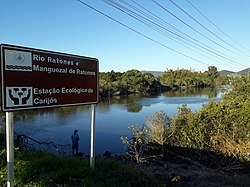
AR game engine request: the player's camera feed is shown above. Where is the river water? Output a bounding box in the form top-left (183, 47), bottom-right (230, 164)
top-left (14, 88), bottom-right (221, 155)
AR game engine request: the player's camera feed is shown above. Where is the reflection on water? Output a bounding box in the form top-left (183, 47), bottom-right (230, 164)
top-left (163, 87), bottom-right (217, 98)
top-left (14, 88), bottom-right (220, 155)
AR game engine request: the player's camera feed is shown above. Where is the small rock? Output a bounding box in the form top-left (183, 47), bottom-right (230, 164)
top-left (103, 151), bottom-right (112, 157)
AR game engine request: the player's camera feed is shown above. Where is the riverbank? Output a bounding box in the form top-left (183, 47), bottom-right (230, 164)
top-left (98, 142), bottom-right (249, 187)
top-left (1, 147), bottom-right (249, 186)
top-left (1, 129), bottom-right (249, 186)
top-left (0, 145), bottom-right (155, 186)
top-left (132, 158), bottom-right (250, 187)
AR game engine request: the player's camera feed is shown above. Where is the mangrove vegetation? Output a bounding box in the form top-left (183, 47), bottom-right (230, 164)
top-left (99, 66), bottom-right (227, 97)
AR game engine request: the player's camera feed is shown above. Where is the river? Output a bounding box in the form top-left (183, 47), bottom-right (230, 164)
top-left (13, 88), bottom-right (221, 155)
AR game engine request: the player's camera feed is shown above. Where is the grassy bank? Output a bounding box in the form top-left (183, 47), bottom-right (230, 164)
top-left (0, 137), bottom-right (158, 186)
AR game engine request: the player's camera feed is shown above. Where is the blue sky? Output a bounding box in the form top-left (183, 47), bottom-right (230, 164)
top-left (1, 0), bottom-right (250, 73)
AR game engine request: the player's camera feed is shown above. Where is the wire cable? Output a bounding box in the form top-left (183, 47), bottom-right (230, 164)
top-left (103, 0), bottom-right (248, 68)
top-left (119, 0), bottom-right (243, 69)
top-left (151, 0), bottom-right (249, 67)
top-left (185, 0), bottom-right (250, 55)
top-left (168, 0), bottom-right (249, 58)
top-left (75, 0), bottom-right (209, 66)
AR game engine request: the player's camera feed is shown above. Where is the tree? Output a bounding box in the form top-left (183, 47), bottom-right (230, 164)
top-left (204, 66), bottom-right (219, 87)
top-left (160, 68), bottom-right (218, 88)
top-left (207, 66), bottom-right (219, 79)
top-left (99, 71), bottom-right (123, 96)
top-left (160, 69), bottom-right (176, 87)
top-left (121, 70), bottom-right (145, 93)
top-left (146, 111), bottom-right (173, 154)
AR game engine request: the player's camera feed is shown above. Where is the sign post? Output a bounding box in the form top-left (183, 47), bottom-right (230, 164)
top-left (1, 44), bottom-right (99, 185)
top-left (90, 104), bottom-right (96, 168)
top-left (6, 112), bottom-right (14, 187)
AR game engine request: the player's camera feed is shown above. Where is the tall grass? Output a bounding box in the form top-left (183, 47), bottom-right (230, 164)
top-left (0, 142), bottom-right (158, 186)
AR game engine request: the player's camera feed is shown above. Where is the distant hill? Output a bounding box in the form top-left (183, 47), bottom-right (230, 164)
top-left (237, 68), bottom-right (250, 75)
top-left (140, 68), bottom-right (250, 77)
top-left (219, 70), bottom-right (236, 76)
top-left (141, 71), bottom-right (164, 77)
top-left (219, 67), bottom-right (250, 76)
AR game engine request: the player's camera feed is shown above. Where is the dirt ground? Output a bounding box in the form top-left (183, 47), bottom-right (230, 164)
top-left (118, 147), bottom-right (250, 187)
top-left (137, 160), bottom-right (250, 187)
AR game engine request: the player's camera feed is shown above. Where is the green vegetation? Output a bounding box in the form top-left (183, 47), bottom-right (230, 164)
top-left (168, 76), bottom-right (250, 159)
top-left (100, 66), bottom-right (224, 97)
top-left (122, 75), bottom-right (250, 162)
top-left (0, 147), bottom-right (157, 186)
top-left (160, 66), bottom-right (219, 88)
top-left (100, 69), bottom-right (161, 97)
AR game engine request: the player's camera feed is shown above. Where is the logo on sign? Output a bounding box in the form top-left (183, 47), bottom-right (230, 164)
top-left (5, 50), bottom-right (32, 71)
top-left (6, 87), bottom-right (33, 107)
top-left (15, 53), bottom-right (25, 63)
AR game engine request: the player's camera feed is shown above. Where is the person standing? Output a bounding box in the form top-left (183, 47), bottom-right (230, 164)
top-left (71, 130), bottom-right (79, 156)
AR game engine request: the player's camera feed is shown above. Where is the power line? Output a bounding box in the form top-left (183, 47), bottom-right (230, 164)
top-left (103, 0), bottom-right (248, 68)
top-left (75, 0), bottom-right (209, 66)
top-left (76, 0), bottom-right (249, 70)
top-left (151, 0), bottom-right (249, 67)
top-left (185, 0), bottom-right (250, 56)
top-left (122, 0), bottom-right (244, 69)
top-left (168, 0), bottom-right (249, 58)
top-left (106, 0), bottom-right (221, 64)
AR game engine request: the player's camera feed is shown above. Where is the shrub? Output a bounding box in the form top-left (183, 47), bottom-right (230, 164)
top-left (146, 110), bottom-right (172, 146)
top-left (121, 125), bottom-right (150, 163)
top-left (167, 77), bottom-right (250, 160)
